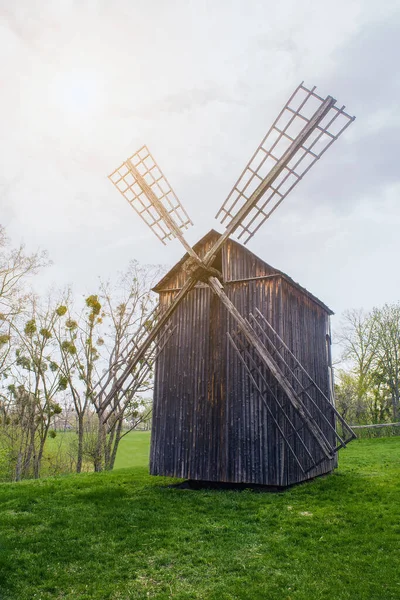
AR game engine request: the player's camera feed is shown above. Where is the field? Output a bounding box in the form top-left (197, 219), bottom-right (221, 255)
top-left (113, 431), bottom-right (151, 470)
top-left (0, 436), bottom-right (399, 600)
top-left (35, 430), bottom-right (151, 478)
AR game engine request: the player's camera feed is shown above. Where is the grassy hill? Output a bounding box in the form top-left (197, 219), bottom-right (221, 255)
top-left (0, 437), bottom-right (399, 600)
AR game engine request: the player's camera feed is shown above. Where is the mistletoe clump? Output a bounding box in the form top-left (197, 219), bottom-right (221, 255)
top-left (24, 319), bottom-right (36, 337)
top-left (85, 295), bottom-right (102, 325)
top-left (55, 305), bottom-right (68, 317)
top-left (61, 340), bottom-right (77, 355)
top-left (39, 328), bottom-right (52, 340)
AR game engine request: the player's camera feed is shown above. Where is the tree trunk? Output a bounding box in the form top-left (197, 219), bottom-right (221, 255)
top-left (93, 412), bottom-right (106, 472)
top-left (107, 417), bottom-right (123, 471)
top-left (23, 418), bottom-right (36, 479)
top-left (104, 421), bottom-right (115, 469)
top-left (34, 448), bottom-right (42, 479)
top-left (76, 414), bottom-right (84, 473)
top-left (391, 390), bottom-right (399, 422)
top-left (15, 451), bottom-right (22, 482)
top-left (34, 422), bottom-right (49, 479)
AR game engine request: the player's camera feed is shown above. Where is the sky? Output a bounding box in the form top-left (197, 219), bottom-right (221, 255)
top-left (1, 0), bottom-right (400, 336)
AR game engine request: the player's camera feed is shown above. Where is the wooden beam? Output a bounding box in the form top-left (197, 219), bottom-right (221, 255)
top-left (227, 332), bottom-right (308, 474)
top-left (208, 276), bottom-right (334, 459)
top-left (252, 307), bottom-right (356, 442)
top-left (350, 422), bottom-right (400, 429)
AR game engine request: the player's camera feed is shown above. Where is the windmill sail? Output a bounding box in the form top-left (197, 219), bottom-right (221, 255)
top-left (109, 146), bottom-right (193, 244)
top-left (216, 83), bottom-right (355, 244)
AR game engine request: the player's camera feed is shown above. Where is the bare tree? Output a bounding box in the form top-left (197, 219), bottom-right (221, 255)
top-left (0, 225), bottom-right (50, 402)
top-left (337, 309), bottom-right (378, 391)
top-left (0, 385), bottom-right (36, 481)
top-left (1, 294), bottom-right (65, 479)
top-left (0, 233), bottom-right (163, 478)
top-left (0, 225), bottom-right (49, 322)
top-left (0, 226), bottom-right (51, 480)
top-left (335, 309), bottom-right (379, 420)
top-left (334, 370), bottom-right (367, 423)
top-left (336, 305), bottom-right (400, 424)
top-left (335, 367), bottom-right (391, 425)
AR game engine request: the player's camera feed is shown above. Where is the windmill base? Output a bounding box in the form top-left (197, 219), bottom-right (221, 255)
top-left (166, 474), bottom-right (330, 493)
top-left (150, 455), bottom-right (337, 488)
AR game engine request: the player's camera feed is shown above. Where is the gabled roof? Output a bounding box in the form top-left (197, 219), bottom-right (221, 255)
top-left (153, 229), bottom-right (333, 315)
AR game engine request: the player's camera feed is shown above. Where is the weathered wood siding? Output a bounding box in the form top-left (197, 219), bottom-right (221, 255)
top-left (223, 238), bottom-right (277, 282)
top-left (150, 234), bottom-right (335, 486)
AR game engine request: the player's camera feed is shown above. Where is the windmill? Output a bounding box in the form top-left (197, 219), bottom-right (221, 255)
top-left (105, 82), bottom-right (356, 485)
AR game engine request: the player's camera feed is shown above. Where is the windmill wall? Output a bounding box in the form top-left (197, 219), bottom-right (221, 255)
top-left (150, 231), bottom-right (336, 487)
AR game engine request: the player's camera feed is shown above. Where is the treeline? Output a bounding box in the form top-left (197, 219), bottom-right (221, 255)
top-left (0, 225), bottom-right (159, 481)
top-left (335, 306), bottom-right (400, 426)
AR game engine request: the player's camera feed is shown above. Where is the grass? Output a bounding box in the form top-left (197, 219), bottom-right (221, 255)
top-left (113, 431), bottom-right (151, 470)
top-left (0, 437), bottom-right (399, 600)
top-left (35, 430), bottom-right (151, 478)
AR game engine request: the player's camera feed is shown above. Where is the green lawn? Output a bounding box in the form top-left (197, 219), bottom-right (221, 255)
top-left (37, 430), bottom-right (151, 478)
top-left (113, 431), bottom-right (151, 470)
top-left (0, 438), bottom-right (399, 600)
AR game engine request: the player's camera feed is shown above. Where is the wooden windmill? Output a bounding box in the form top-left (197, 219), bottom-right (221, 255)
top-left (105, 82), bottom-right (356, 486)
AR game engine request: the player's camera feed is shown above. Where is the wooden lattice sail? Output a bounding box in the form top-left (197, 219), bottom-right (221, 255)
top-left (216, 83), bottom-right (354, 243)
top-left (109, 145), bottom-right (193, 245)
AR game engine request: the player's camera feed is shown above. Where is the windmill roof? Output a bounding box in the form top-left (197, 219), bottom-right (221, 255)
top-left (153, 229), bottom-right (333, 315)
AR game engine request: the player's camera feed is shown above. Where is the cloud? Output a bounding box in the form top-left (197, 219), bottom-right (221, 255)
top-left (284, 16), bottom-right (400, 217)
top-left (1, 0), bottom-right (400, 316)
top-left (113, 83), bottom-right (246, 122)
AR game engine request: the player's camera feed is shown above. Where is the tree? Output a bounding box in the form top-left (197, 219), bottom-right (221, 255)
top-left (334, 368), bottom-right (391, 425)
top-left (53, 294), bottom-right (99, 473)
top-left (4, 295), bottom-right (64, 479)
top-left (335, 309), bottom-right (379, 422)
top-left (0, 226), bottom-right (51, 480)
top-left (334, 370), bottom-right (367, 423)
top-left (0, 385), bottom-right (36, 481)
top-left (0, 225), bottom-right (50, 410)
top-left (336, 309), bottom-right (378, 399)
top-left (336, 304), bottom-right (400, 424)
top-left (372, 303), bottom-right (400, 421)
top-left (53, 261), bottom-right (162, 472)
top-left (92, 261), bottom-right (160, 471)
top-left (0, 225), bottom-right (49, 311)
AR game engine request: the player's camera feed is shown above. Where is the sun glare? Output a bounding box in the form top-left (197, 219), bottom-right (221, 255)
top-left (49, 69), bottom-right (106, 123)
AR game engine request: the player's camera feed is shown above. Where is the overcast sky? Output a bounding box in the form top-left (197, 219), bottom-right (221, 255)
top-left (1, 0), bottom-right (400, 333)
